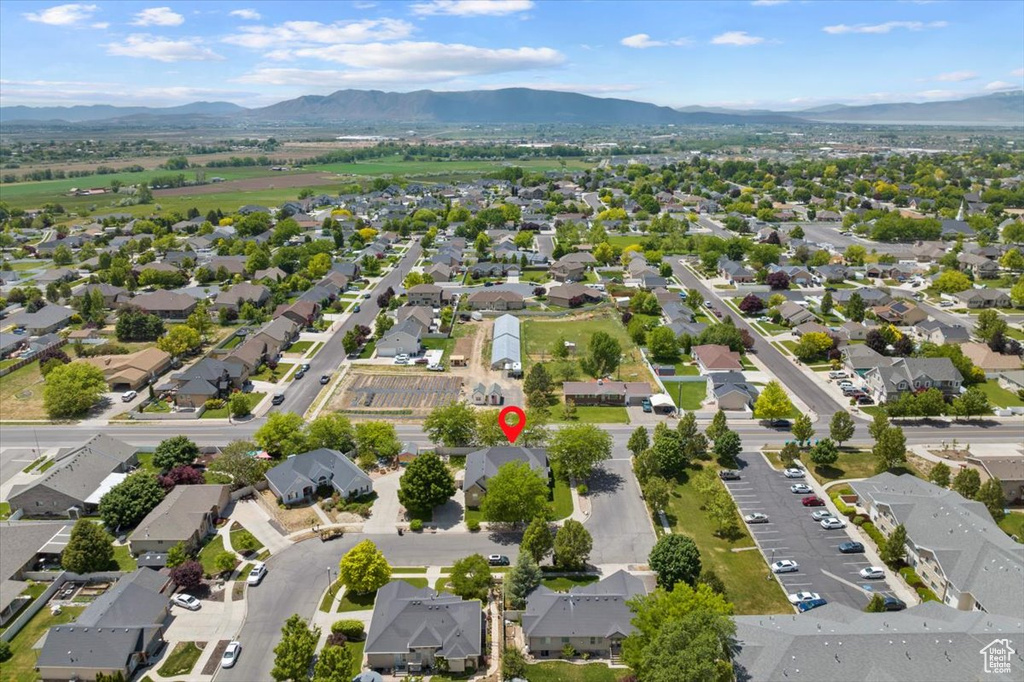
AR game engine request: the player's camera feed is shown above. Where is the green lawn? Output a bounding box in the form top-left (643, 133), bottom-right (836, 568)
top-left (803, 449), bottom-right (880, 484)
top-left (347, 640), bottom-right (365, 677)
top-left (0, 501), bottom-right (10, 520)
top-left (550, 470), bottom-right (574, 521)
top-left (554, 405), bottom-right (629, 424)
top-left (230, 526), bottom-right (265, 554)
top-left (358, 340), bottom-right (376, 359)
top-left (220, 334), bottom-right (244, 350)
top-left (157, 641), bottom-right (203, 677)
top-left (524, 662), bottom-right (632, 682)
top-left (309, 341), bottom-right (325, 356)
top-left (250, 362), bottom-right (294, 383)
top-left (311, 155), bottom-right (590, 177)
top-left (464, 506), bottom-right (483, 526)
top-left (999, 512), bottom-right (1024, 543)
top-left (540, 575), bottom-right (599, 592)
top-left (197, 535), bottom-right (228, 576)
top-left (758, 321), bottom-right (789, 335)
top-left (21, 456), bottom-right (46, 473)
top-left (673, 382), bottom-right (707, 410)
top-left (391, 566), bottom-right (429, 573)
top-left (320, 578), bottom-right (345, 612)
top-left (399, 577), bottom-right (428, 588)
top-left (660, 464), bottom-right (791, 614)
top-left (338, 589), bottom-right (377, 612)
top-left (421, 336), bottom-right (455, 361)
top-left (672, 362), bottom-right (701, 376)
top-left (112, 544), bottom-right (138, 571)
top-left (522, 313), bottom-right (650, 383)
top-left (287, 340), bottom-right (314, 354)
top-left (976, 379), bottom-right (1024, 408)
top-left (3, 605), bottom-right (84, 682)
top-left (135, 452), bottom-right (160, 475)
top-left (520, 270), bottom-right (551, 283)
top-left (201, 392), bottom-right (264, 419)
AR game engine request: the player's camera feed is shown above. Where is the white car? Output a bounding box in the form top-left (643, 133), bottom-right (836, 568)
top-left (784, 468), bottom-right (805, 479)
top-left (771, 560), bottom-right (800, 574)
top-left (247, 562), bottom-right (267, 586)
top-left (121, 390), bottom-right (138, 403)
top-left (820, 517), bottom-right (846, 530)
top-left (837, 381), bottom-right (854, 389)
top-left (171, 593), bottom-right (200, 611)
top-left (859, 566), bottom-right (885, 580)
top-left (221, 641), bottom-right (242, 668)
top-left (393, 354), bottom-right (410, 365)
top-left (744, 513), bottom-right (770, 524)
top-left (811, 510), bottom-right (835, 521)
top-left (790, 483), bottom-right (812, 494)
top-left (788, 591), bottom-right (821, 605)
top-left (426, 363), bottom-right (444, 372)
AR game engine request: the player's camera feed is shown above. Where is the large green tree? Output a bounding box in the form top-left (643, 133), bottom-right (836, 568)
top-left (753, 380), bottom-right (793, 423)
top-left (648, 534), bottom-right (702, 591)
top-left (975, 477), bottom-right (1006, 521)
top-left (448, 553), bottom-right (493, 601)
top-left (627, 426), bottom-right (650, 458)
top-left (98, 472), bottom-right (165, 531)
top-left (547, 424), bottom-right (612, 481)
top-left (647, 326), bottom-right (680, 362)
top-left (880, 524), bottom-right (907, 566)
top-left (791, 413), bottom-right (814, 446)
top-left (397, 453), bottom-right (456, 516)
top-left (354, 421), bottom-right (401, 468)
top-left (154, 435), bottom-right (200, 472)
top-left (506, 551), bottom-right (542, 609)
top-left (829, 410), bottom-right (855, 447)
top-left (312, 644), bottom-right (354, 682)
top-left (338, 540), bottom-right (392, 594)
top-left (209, 440), bottom-right (272, 488)
top-left (254, 412), bottom-right (309, 458)
top-left (43, 361), bottom-right (108, 419)
top-left (480, 461), bottom-right (549, 524)
top-left (553, 519), bottom-right (593, 570)
top-left (521, 516), bottom-right (554, 563)
top-left (271, 614), bottom-right (320, 682)
top-left (424, 401), bottom-right (478, 447)
top-left (581, 331), bottom-right (622, 378)
top-left (62, 519), bottom-right (114, 574)
top-left (306, 414), bottom-right (356, 452)
top-left (872, 425), bottom-right (907, 472)
top-left (713, 430), bottom-right (742, 468)
top-left (952, 467), bottom-right (982, 498)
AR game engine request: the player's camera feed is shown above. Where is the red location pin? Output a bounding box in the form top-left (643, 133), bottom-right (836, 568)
top-left (498, 406), bottom-right (526, 445)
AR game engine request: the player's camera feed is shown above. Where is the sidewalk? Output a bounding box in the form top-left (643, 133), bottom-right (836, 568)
top-left (229, 498), bottom-right (293, 554)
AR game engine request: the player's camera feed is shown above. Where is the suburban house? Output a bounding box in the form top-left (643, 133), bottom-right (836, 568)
top-left (547, 284), bottom-right (603, 308)
top-left (718, 258), bottom-right (755, 283)
top-left (0, 521), bottom-right (71, 625)
top-left (37, 569), bottom-right (170, 682)
top-left (254, 266), bottom-right (287, 283)
top-left (708, 371), bottom-right (760, 411)
top-left (407, 284), bottom-right (443, 307)
top-left (965, 454), bottom-right (1024, 504)
top-left (692, 344), bottom-right (743, 372)
top-left (425, 263), bottom-right (452, 281)
top-left (213, 283), bottom-right (270, 313)
top-left (249, 316), bottom-right (299, 358)
top-left (842, 345), bottom-right (890, 375)
top-left (471, 382), bottom-right (503, 406)
top-left (274, 300), bottom-right (321, 327)
top-left (873, 300), bottom-right (928, 326)
top-left (265, 449), bottom-right (373, 505)
top-left (81, 283), bottom-right (128, 308)
top-left (81, 347), bottom-right (172, 391)
top-left (6, 304), bottom-right (74, 335)
top-left (397, 305), bottom-right (434, 333)
top-left (562, 381), bottom-right (652, 407)
top-left (522, 570), bottom-right (648, 660)
top-left (490, 313), bottom-right (521, 370)
top-left (131, 290), bottom-right (198, 319)
top-left (733, 602), bottom-right (1024, 682)
top-left (863, 357), bottom-right (963, 403)
top-left (466, 290), bottom-right (525, 311)
top-left (463, 446), bottom-right (549, 507)
top-left (377, 318), bottom-right (423, 358)
top-left (835, 287), bottom-right (891, 307)
top-left (957, 252), bottom-right (1000, 279)
top-left (777, 301), bottom-right (815, 326)
top-left (849, 473), bottom-right (1024, 618)
top-left (160, 357), bottom-right (247, 407)
top-left (954, 288), bottom-right (1012, 309)
top-left (960, 342), bottom-right (1023, 371)
top-left (364, 580), bottom-right (483, 675)
top-left (550, 252), bottom-right (595, 282)
top-left (7, 435), bottom-right (138, 518)
top-left (914, 320), bottom-right (971, 346)
top-left (128, 484), bottom-right (230, 557)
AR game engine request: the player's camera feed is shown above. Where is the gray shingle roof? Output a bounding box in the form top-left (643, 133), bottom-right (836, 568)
top-left (463, 447), bottom-right (548, 492)
top-left (7, 435), bottom-right (136, 509)
top-left (128, 484), bottom-right (228, 544)
top-left (522, 570), bottom-right (647, 639)
top-left (265, 449), bottom-right (372, 499)
top-left (365, 580), bottom-right (482, 659)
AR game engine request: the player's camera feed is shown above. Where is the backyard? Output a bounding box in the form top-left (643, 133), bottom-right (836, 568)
top-left (157, 641), bottom-right (203, 677)
top-left (672, 382), bottom-right (708, 410)
top-left (522, 313), bottom-right (652, 386)
top-left (524, 662), bottom-right (633, 682)
top-left (0, 361), bottom-right (48, 420)
top-left (976, 379), bottom-right (1024, 408)
top-left (999, 512), bottom-right (1024, 542)
top-left (3, 604), bottom-right (85, 682)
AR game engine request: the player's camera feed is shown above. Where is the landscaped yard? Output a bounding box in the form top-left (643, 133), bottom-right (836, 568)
top-left (338, 589), bottom-right (377, 612)
top-left (197, 535), bottom-right (228, 576)
top-left (3, 604), bottom-right (84, 682)
top-left (540, 575), bottom-right (599, 591)
top-left (976, 379), bottom-right (1024, 408)
top-left (229, 524), bottom-right (265, 555)
top-left (550, 468), bottom-right (574, 521)
top-left (673, 381), bottom-right (707, 410)
top-left (0, 501), bottom-right (10, 520)
top-left (0, 361), bottom-right (48, 420)
top-left (201, 392), bottom-right (265, 419)
top-left (346, 640), bottom-right (365, 676)
top-left (112, 544), bottom-right (137, 571)
top-left (660, 464), bottom-right (791, 614)
top-left (250, 362), bottom-right (294, 383)
top-left (220, 334), bottom-right (244, 350)
top-left (524, 661), bottom-right (633, 682)
top-left (286, 340), bottom-right (314, 354)
top-left (999, 512), bottom-right (1024, 543)
top-left (554, 405), bottom-right (629, 424)
top-left (519, 270), bottom-right (551, 283)
top-left (801, 449), bottom-right (881, 484)
top-left (358, 340), bottom-right (376, 359)
top-left (157, 641), bottom-right (203, 677)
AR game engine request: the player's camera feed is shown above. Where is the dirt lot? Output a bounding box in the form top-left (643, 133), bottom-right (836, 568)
top-left (154, 171), bottom-right (339, 196)
top-left (449, 320), bottom-right (524, 406)
top-left (332, 371), bottom-right (464, 412)
top-left (0, 361), bottom-right (48, 420)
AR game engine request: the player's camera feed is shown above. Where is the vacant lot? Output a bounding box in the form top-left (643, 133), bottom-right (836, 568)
top-left (522, 313), bottom-right (652, 386)
top-left (331, 371), bottom-right (464, 413)
top-left (0, 361), bottom-right (48, 420)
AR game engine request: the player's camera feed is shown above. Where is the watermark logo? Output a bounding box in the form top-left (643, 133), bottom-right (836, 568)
top-left (980, 638), bottom-right (1015, 674)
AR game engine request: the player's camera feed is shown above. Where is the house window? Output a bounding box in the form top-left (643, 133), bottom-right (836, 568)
top-left (561, 638), bottom-right (570, 644)
top-left (590, 637), bottom-right (598, 645)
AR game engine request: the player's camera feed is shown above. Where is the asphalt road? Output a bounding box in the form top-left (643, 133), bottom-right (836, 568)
top-left (727, 451), bottom-right (896, 610)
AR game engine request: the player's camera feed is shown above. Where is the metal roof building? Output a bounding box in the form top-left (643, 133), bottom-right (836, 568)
top-left (491, 314), bottom-right (521, 370)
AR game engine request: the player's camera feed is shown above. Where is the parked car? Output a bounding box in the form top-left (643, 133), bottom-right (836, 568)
top-left (820, 517), bottom-right (847, 530)
top-left (882, 595), bottom-right (907, 611)
top-left (488, 554), bottom-right (510, 566)
top-left (811, 510), bottom-right (835, 521)
top-left (221, 641), bottom-right (242, 669)
top-left (319, 374), bottom-right (330, 385)
top-left (427, 363), bottom-right (444, 372)
top-left (354, 305), bottom-right (361, 313)
top-left (294, 369), bottom-right (305, 380)
top-left (414, 357), bottom-right (429, 365)
top-left (121, 390), bottom-right (138, 403)
top-left (838, 541), bottom-right (865, 554)
top-left (770, 419), bottom-right (792, 430)
top-left (859, 566), bottom-right (885, 580)
top-left (301, 363), bottom-right (311, 372)
top-left (790, 483), bottom-right (812, 494)
top-left (719, 470), bottom-right (741, 481)
top-left (347, 351), bottom-right (360, 360)
top-left (362, 293), bottom-right (371, 299)
top-left (744, 512), bottom-right (769, 524)
top-left (784, 468), bottom-right (805, 479)
top-left (857, 396), bottom-right (875, 405)
top-left (771, 560), bottom-right (800, 574)
top-left (271, 393), bottom-right (285, 406)
top-left (788, 591), bottom-right (821, 605)
top-left (838, 381), bottom-right (854, 389)
top-left (247, 562), bottom-right (267, 586)
top-left (797, 597), bottom-right (828, 612)
top-left (641, 398), bottom-right (652, 413)
top-left (484, 281), bottom-right (494, 287)
top-left (171, 593), bottom-right (201, 611)
top-left (802, 495), bottom-right (825, 507)
top-left (828, 371), bottom-right (848, 380)
top-left (394, 354), bottom-right (410, 365)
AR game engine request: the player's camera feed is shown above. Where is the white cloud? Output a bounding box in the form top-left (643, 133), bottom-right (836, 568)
top-left (410, 1), bottom-right (533, 17)
top-left (23, 3), bottom-right (99, 26)
top-left (1011, 68), bottom-right (1024, 77)
top-left (823, 20), bottom-right (947, 35)
top-left (751, 0), bottom-right (788, 5)
top-left (234, 67), bottom-right (453, 87)
top-left (288, 41), bottom-right (564, 74)
top-left (711, 31), bottom-right (765, 46)
top-left (106, 34), bottom-right (224, 62)
top-left (932, 70), bottom-right (978, 82)
top-left (91, 21), bottom-right (109, 28)
top-left (621, 33), bottom-right (663, 49)
top-left (353, 1), bottom-right (377, 8)
top-left (229, 8), bottom-right (261, 21)
top-left (984, 80), bottom-right (1016, 91)
top-left (132, 7), bottom-right (185, 27)
top-left (222, 18), bottom-right (415, 49)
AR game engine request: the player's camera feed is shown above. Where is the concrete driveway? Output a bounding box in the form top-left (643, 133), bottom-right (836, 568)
top-left (584, 455), bottom-right (657, 567)
top-left (363, 470), bottom-right (402, 533)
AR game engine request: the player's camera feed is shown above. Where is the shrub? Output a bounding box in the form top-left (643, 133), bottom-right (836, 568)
top-left (561, 643), bottom-right (576, 659)
top-left (0, 640), bottom-right (11, 663)
top-left (467, 519), bottom-right (481, 532)
top-left (204, 398), bottom-right (226, 410)
top-left (852, 516), bottom-right (864, 526)
top-left (576, 484), bottom-right (588, 495)
top-left (322, 499), bottom-right (335, 512)
top-left (331, 620), bottom-right (365, 640)
top-left (410, 519), bottom-right (423, 532)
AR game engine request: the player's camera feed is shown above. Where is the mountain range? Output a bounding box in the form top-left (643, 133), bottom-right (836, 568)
top-left (1, 88), bottom-right (1021, 126)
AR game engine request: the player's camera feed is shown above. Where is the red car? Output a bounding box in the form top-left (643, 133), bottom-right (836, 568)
top-left (801, 495), bottom-right (825, 507)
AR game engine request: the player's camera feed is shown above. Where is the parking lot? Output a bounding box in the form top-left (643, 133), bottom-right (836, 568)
top-left (724, 450), bottom-right (899, 610)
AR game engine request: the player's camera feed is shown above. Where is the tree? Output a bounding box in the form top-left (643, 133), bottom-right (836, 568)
top-left (448, 553), bottom-right (493, 601)
top-left (627, 426), bottom-right (650, 458)
top-left (975, 309), bottom-right (1008, 343)
top-left (649, 534), bottom-right (702, 591)
top-left (159, 465), bottom-right (204, 489)
top-left (844, 291), bottom-right (866, 322)
top-left (312, 644), bottom-right (354, 682)
top-left (766, 270), bottom-right (790, 290)
top-left (647, 326), bottom-right (679, 362)
top-left (373, 313), bottom-right (393, 340)
top-left (644, 476), bottom-right (672, 513)
top-left (354, 421), bottom-right (401, 468)
top-left (154, 435), bottom-right (199, 472)
top-left (271, 614), bottom-right (320, 682)
top-left (705, 486), bottom-right (741, 539)
top-left (165, 542), bottom-right (188, 569)
top-left (933, 269), bottom-right (972, 294)
top-left (255, 412), bottom-right (308, 458)
top-left (339, 540), bottom-right (392, 594)
top-left (581, 331), bottom-right (621, 378)
top-left (753, 380), bottom-right (793, 423)
top-left (649, 423), bottom-right (687, 478)
top-left (169, 560), bottom-right (203, 591)
top-left (523, 363), bottom-right (553, 408)
top-left (975, 478), bottom-right (1006, 522)
top-left (98, 472), bottom-right (165, 530)
top-left (209, 440), bottom-right (272, 488)
top-left (705, 409), bottom-right (729, 442)
top-left (521, 516), bottom-right (554, 563)
top-left (506, 551), bottom-right (542, 608)
top-left (157, 325), bottom-right (201, 358)
top-left (115, 307), bottom-right (165, 342)
top-left (553, 519), bottom-right (592, 570)
top-left (810, 438), bottom-right (839, 468)
top-left (915, 388), bottom-right (947, 417)
top-left (1013, 278), bottom-right (1024, 308)
top-left (228, 392), bottom-right (252, 419)
top-left (502, 646), bottom-right (528, 680)
top-left (424, 401), bottom-right (477, 447)
top-left (866, 593), bottom-right (887, 612)
top-left (306, 414), bottom-right (356, 452)
top-left (187, 302), bottom-right (214, 341)
top-left (548, 424), bottom-right (612, 481)
top-left (62, 519), bottom-right (114, 573)
top-left (43, 361), bottom-right (107, 418)
top-left (713, 430), bottom-right (742, 467)
top-left (214, 552), bottom-right (237, 575)
top-left (791, 413), bottom-right (814, 445)
top-left (929, 461), bottom-right (951, 488)
top-left (952, 466), bottom-right (982, 499)
top-left (820, 290), bottom-right (834, 315)
top-left (684, 288), bottom-right (703, 312)
top-left (794, 332), bottom-right (833, 362)
top-left (738, 293), bottom-right (765, 315)
top-left (873, 425), bottom-right (907, 472)
top-left (868, 411), bottom-right (890, 441)
top-left (398, 453), bottom-right (456, 516)
top-left (880, 524), bottom-right (907, 566)
top-left (481, 461), bottom-right (549, 524)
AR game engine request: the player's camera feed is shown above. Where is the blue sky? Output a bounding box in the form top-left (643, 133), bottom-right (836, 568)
top-left (1, 0), bottom-right (1022, 110)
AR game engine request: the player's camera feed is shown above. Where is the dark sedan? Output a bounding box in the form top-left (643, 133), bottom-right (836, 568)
top-left (839, 541), bottom-right (865, 554)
